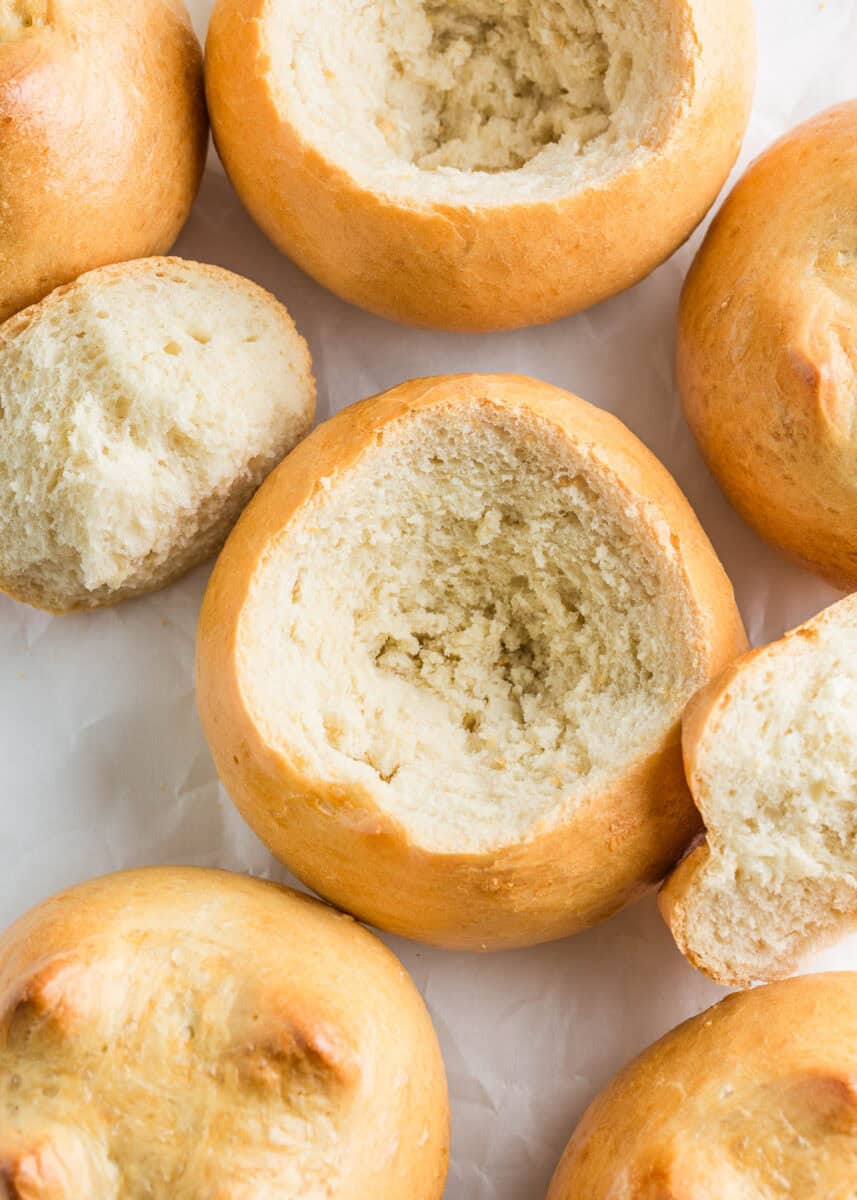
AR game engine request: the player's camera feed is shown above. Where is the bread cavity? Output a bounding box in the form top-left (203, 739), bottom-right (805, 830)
top-left (239, 402), bottom-right (700, 854)
top-left (0, 260), bottom-right (315, 610)
top-left (678, 597), bottom-right (857, 984)
top-left (263, 0), bottom-right (692, 203)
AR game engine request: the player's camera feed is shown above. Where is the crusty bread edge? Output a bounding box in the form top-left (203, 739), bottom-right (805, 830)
top-left (196, 373), bottom-right (747, 949)
top-left (205, 0), bottom-right (756, 331)
top-left (659, 593), bottom-right (857, 987)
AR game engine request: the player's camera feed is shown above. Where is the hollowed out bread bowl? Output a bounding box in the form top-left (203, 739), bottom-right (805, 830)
top-left (548, 973), bottom-right (857, 1199)
top-left (661, 593), bottom-right (857, 988)
top-left (205, 0), bottom-right (755, 331)
top-left (679, 102), bottom-right (857, 589)
top-left (0, 867), bottom-right (449, 1199)
top-left (196, 374), bottom-right (747, 949)
top-left (0, 0), bottom-right (207, 322)
top-left (0, 258), bottom-right (315, 613)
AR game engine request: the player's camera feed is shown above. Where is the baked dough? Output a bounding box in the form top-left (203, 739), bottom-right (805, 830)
top-left (197, 374), bottom-right (746, 949)
top-left (548, 972), bottom-right (857, 1199)
top-left (0, 0), bottom-right (207, 321)
top-left (205, 0), bottom-right (755, 330)
top-left (661, 592), bottom-right (857, 987)
top-left (0, 867), bottom-right (449, 1199)
top-left (0, 258), bottom-right (315, 612)
top-left (679, 102), bottom-right (857, 588)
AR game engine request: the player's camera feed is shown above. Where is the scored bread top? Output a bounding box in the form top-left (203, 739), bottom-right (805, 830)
top-left (198, 374), bottom-right (746, 948)
top-left (0, 257), bottom-right (315, 612)
top-left (548, 973), bottom-right (857, 1198)
top-left (0, 868), bottom-right (449, 1200)
top-left (660, 592), bottom-right (857, 987)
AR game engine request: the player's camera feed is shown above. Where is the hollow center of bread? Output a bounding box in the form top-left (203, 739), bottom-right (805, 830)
top-left (265, 0), bottom-right (687, 200)
top-left (240, 404), bottom-right (697, 853)
top-left (0, 0), bottom-right (49, 37)
top-left (382, 0), bottom-right (612, 172)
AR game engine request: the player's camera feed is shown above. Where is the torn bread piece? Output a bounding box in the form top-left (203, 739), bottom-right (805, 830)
top-left (661, 592), bottom-right (857, 987)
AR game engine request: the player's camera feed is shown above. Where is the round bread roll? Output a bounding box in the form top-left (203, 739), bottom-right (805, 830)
top-left (205, 0), bottom-right (755, 331)
top-left (0, 867), bottom-right (449, 1198)
top-left (679, 102), bottom-right (857, 589)
top-left (660, 592), bottom-right (857, 988)
top-left (0, 0), bottom-right (207, 322)
top-left (0, 257), bottom-right (316, 613)
top-left (196, 374), bottom-right (747, 950)
top-left (548, 972), bottom-right (857, 1198)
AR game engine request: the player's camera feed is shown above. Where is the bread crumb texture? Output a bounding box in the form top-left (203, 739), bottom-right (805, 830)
top-left (674, 594), bottom-right (857, 984)
top-left (239, 400), bottom-right (700, 854)
top-left (0, 259), bottom-right (315, 610)
top-left (263, 0), bottom-right (693, 202)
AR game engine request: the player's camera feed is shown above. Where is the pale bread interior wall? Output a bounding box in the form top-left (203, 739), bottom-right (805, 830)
top-left (239, 401), bottom-right (700, 854)
top-left (263, 0), bottom-right (693, 204)
top-left (679, 598), bottom-right (857, 982)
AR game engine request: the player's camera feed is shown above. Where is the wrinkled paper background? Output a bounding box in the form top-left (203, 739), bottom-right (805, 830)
top-left (2, 2), bottom-right (856, 1194)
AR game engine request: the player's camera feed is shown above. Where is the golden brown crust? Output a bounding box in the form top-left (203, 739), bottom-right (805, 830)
top-left (548, 973), bottom-right (857, 1199)
top-left (0, 0), bottom-right (207, 321)
top-left (196, 373), bottom-right (747, 949)
top-left (678, 101), bottom-right (857, 589)
top-left (0, 867), bottom-right (449, 1199)
top-left (204, 0), bottom-right (755, 331)
top-left (660, 594), bottom-right (857, 988)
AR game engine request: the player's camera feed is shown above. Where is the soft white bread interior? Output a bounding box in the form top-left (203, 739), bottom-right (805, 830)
top-left (548, 973), bottom-right (857, 1199)
top-left (261, 0), bottom-right (688, 203)
top-left (0, 258), bottom-right (315, 612)
top-left (0, 867), bottom-right (449, 1199)
top-left (198, 374), bottom-right (747, 948)
top-left (206, 0), bottom-right (755, 329)
top-left (660, 592), bottom-right (857, 987)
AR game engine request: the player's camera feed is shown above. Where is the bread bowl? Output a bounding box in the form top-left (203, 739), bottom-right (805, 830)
top-left (0, 257), bottom-right (315, 613)
top-left (205, 0), bottom-right (755, 331)
top-left (660, 592), bottom-right (857, 988)
top-left (679, 101), bottom-right (857, 589)
top-left (0, 867), bottom-right (449, 1199)
top-left (196, 374), bottom-right (747, 949)
top-left (0, 0), bottom-right (207, 322)
top-left (548, 972), bottom-right (857, 1198)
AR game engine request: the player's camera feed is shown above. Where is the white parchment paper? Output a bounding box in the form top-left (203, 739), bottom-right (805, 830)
top-left (2, 3), bottom-right (856, 1195)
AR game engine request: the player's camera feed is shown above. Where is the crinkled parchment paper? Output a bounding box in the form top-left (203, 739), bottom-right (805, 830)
top-left (2, 3), bottom-right (856, 1195)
